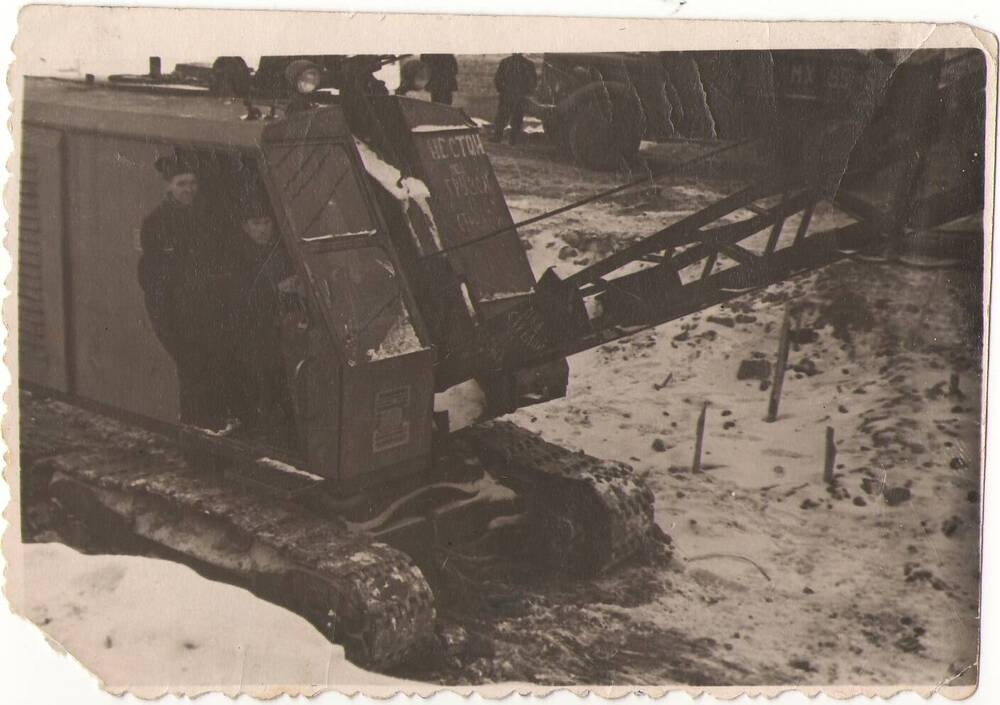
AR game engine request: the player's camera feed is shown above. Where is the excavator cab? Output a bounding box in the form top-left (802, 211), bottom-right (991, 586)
top-left (251, 97), bottom-right (568, 492)
top-left (245, 107), bottom-right (433, 492)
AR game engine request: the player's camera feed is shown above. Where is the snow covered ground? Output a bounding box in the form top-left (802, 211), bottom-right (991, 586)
top-left (9, 133), bottom-right (983, 691)
top-left (410, 135), bottom-right (983, 687)
top-left (14, 542), bottom-right (411, 696)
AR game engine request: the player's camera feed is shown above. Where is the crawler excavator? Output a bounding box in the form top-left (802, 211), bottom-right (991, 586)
top-left (17, 50), bottom-right (986, 668)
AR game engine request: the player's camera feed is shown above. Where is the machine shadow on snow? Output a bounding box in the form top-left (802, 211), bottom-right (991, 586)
top-left (16, 48), bottom-right (987, 686)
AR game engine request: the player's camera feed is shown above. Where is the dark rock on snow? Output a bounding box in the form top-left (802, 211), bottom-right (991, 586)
top-left (738, 358), bottom-right (772, 381)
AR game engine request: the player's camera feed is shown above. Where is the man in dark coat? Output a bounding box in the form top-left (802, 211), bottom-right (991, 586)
top-left (340, 54), bottom-right (390, 144)
top-left (420, 53), bottom-right (459, 105)
top-left (493, 53), bottom-right (537, 145)
top-left (228, 191), bottom-right (298, 448)
top-left (138, 153), bottom-right (235, 429)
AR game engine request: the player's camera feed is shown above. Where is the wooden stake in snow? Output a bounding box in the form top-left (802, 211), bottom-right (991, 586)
top-left (823, 426), bottom-right (836, 485)
top-left (766, 305), bottom-right (793, 422)
top-left (949, 371), bottom-right (961, 398)
top-left (692, 402), bottom-right (708, 473)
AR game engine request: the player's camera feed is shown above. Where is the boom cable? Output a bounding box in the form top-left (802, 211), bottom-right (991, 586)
top-left (420, 136), bottom-right (760, 260)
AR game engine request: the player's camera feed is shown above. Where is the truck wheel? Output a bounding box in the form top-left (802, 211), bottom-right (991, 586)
top-left (567, 92), bottom-right (643, 171)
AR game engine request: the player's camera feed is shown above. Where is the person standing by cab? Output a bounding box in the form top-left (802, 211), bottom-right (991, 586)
top-left (228, 190), bottom-right (298, 448)
top-left (493, 53), bottom-right (537, 145)
top-left (340, 54), bottom-right (390, 143)
top-left (137, 153), bottom-right (235, 429)
top-left (421, 53), bottom-right (459, 105)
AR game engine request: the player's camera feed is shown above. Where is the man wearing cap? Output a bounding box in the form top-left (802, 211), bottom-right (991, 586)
top-left (228, 189), bottom-right (298, 446)
top-left (138, 153), bottom-right (235, 429)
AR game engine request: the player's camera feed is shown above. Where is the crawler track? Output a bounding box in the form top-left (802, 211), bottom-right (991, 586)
top-left (20, 391), bottom-right (659, 669)
top-left (458, 420), bottom-right (656, 573)
top-left (21, 393), bottom-right (436, 670)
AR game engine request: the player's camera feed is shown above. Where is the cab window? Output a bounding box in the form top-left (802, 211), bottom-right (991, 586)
top-left (266, 143), bottom-right (376, 243)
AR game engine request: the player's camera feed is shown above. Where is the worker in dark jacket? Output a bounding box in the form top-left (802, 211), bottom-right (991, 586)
top-left (340, 54), bottom-right (390, 143)
top-left (421, 53), bottom-right (459, 105)
top-left (493, 53), bottom-right (537, 145)
top-left (138, 153), bottom-right (235, 429)
top-left (228, 191), bottom-right (298, 447)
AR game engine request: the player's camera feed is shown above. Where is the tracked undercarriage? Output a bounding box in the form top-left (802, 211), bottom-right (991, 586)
top-left (21, 389), bottom-right (658, 670)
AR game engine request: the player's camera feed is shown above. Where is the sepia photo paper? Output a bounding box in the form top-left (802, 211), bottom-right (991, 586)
top-left (2, 5), bottom-right (996, 700)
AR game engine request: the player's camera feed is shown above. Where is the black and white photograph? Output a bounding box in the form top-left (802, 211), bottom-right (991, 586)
top-left (2, 6), bottom-right (994, 698)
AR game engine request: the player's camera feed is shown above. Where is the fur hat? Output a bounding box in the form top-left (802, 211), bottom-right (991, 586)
top-left (154, 153), bottom-right (198, 181)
